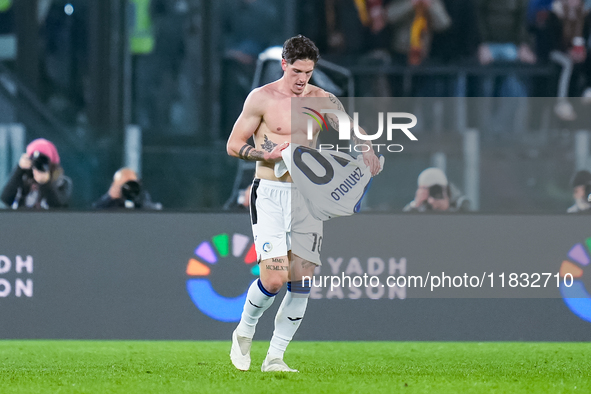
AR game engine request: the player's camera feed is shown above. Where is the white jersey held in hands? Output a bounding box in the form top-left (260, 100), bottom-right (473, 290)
top-left (275, 143), bottom-right (384, 221)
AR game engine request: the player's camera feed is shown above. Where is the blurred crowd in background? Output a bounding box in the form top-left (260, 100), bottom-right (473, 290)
top-left (1, 0), bottom-right (591, 213)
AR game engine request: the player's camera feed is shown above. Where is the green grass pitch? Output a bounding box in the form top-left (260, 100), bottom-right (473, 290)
top-left (0, 341), bottom-right (589, 393)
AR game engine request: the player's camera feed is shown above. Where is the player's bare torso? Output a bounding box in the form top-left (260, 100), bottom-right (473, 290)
top-left (252, 81), bottom-right (329, 182)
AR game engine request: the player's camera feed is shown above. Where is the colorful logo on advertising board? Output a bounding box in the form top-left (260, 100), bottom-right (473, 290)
top-left (186, 233), bottom-right (259, 322)
top-left (559, 239), bottom-right (591, 323)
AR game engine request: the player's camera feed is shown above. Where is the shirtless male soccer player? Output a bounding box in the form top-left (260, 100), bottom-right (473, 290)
top-left (226, 35), bottom-right (381, 372)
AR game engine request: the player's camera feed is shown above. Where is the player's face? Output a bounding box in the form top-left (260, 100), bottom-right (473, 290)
top-left (282, 59), bottom-right (315, 95)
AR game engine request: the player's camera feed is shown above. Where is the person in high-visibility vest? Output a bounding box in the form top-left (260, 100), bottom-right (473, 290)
top-left (129, 0), bottom-right (154, 54)
top-left (0, 0), bottom-right (13, 35)
top-left (0, 0), bottom-right (11, 13)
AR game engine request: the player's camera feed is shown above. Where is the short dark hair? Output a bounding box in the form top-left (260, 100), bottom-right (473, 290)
top-left (572, 170), bottom-right (591, 188)
top-left (282, 35), bottom-right (319, 65)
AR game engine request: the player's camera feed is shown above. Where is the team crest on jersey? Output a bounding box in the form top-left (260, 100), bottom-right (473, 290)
top-left (262, 242), bottom-right (273, 253)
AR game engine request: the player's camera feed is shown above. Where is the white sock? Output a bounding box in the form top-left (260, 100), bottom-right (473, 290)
top-left (236, 279), bottom-right (278, 338)
top-left (267, 281), bottom-right (310, 359)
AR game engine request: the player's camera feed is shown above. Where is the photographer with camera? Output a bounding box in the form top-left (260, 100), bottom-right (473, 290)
top-left (92, 167), bottom-right (161, 210)
top-left (1, 138), bottom-right (72, 209)
top-left (403, 167), bottom-right (470, 213)
top-left (567, 170), bottom-right (591, 213)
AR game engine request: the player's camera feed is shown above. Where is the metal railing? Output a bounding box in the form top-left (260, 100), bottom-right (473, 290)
top-left (0, 63), bottom-right (101, 207)
top-left (346, 63), bottom-right (557, 97)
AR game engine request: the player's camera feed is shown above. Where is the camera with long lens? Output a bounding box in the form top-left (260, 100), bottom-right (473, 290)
top-left (428, 184), bottom-right (445, 200)
top-left (585, 183), bottom-right (591, 203)
top-left (30, 151), bottom-right (51, 172)
top-left (121, 180), bottom-right (142, 208)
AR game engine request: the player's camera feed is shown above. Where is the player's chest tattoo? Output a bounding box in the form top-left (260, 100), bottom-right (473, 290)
top-left (261, 135), bottom-right (278, 152)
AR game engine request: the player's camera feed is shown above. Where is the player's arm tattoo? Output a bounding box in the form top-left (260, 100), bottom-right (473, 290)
top-left (238, 144), bottom-right (265, 161)
top-left (326, 94), bottom-right (346, 131)
top-left (261, 135), bottom-right (278, 152)
top-left (326, 113), bottom-right (339, 130)
top-left (328, 93), bottom-right (345, 111)
top-left (238, 135), bottom-right (277, 161)
top-left (326, 94), bottom-right (370, 148)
